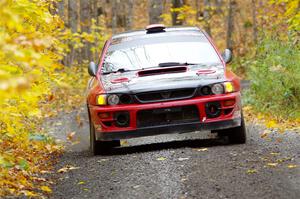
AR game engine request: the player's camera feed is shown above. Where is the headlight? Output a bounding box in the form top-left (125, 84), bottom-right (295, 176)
top-left (96, 95), bottom-right (107, 105)
top-left (211, 83), bottom-right (224, 94)
top-left (224, 82), bottom-right (235, 93)
top-left (107, 94), bottom-right (120, 105)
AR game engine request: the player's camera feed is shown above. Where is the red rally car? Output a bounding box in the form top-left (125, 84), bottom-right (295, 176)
top-left (87, 24), bottom-right (246, 155)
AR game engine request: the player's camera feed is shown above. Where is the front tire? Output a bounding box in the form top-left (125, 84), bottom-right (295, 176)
top-left (89, 119), bottom-right (120, 155)
top-left (218, 115), bottom-right (246, 144)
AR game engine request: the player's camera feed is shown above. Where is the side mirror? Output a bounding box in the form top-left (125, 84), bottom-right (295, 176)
top-left (88, 61), bottom-right (97, 76)
top-left (221, 49), bottom-right (233, 64)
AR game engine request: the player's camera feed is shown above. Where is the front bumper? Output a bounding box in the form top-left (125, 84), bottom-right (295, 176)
top-left (89, 92), bottom-right (242, 141)
top-left (96, 118), bottom-right (241, 141)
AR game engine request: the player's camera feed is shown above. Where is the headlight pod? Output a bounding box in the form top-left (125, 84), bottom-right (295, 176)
top-left (107, 94), bottom-right (120, 105)
top-left (199, 82), bottom-right (235, 96)
top-left (96, 94), bottom-right (133, 105)
top-left (211, 84), bottom-right (224, 95)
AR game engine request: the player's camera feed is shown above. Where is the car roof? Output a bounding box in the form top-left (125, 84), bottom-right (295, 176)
top-left (111, 26), bottom-right (204, 41)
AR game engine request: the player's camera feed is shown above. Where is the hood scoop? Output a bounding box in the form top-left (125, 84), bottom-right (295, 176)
top-left (138, 66), bottom-right (187, 77)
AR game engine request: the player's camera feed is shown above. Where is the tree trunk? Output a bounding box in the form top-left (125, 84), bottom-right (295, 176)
top-left (203, 0), bottom-right (211, 35)
top-left (195, 0), bottom-right (201, 22)
top-left (251, 0), bottom-right (258, 44)
top-left (149, 0), bottom-right (164, 24)
top-left (80, 0), bottom-right (91, 62)
top-left (226, 0), bottom-right (236, 50)
top-left (111, 0), bottom-right (118, 33)
top-left (92, 0), bottom-right (98, 22)
top-left (172, 0), bottom-right (184, 25)
top-left (215, 0), bottom-right (223, 14)
top-left (125, 0), bottom-right (134, 30)
top-left (68, 0), bottom-right (79, 66)
top-left (54, 0), bottom-right (68, 65)
top-left (57, 0), bottom-right (65, 20)
top-left (68, 0), bottom-right (78, 32)
top-left (80, 0), bottom-right (91, 32)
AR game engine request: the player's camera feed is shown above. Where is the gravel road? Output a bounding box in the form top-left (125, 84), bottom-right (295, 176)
top-left (44, 107), bottom-right (300, 199)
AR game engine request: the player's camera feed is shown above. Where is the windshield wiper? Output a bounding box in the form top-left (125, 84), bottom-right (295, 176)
top-left (158, 62), bottom-right (202, 67)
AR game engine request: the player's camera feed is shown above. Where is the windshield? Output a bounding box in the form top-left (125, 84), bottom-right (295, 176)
top-left (102, 34), bottom-right (222, 73)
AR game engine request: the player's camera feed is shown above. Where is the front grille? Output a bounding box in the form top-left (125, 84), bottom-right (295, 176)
top-left (135, 88), bottom-right (196, 103)
top-left (137, 105), bottom-right (199, 128)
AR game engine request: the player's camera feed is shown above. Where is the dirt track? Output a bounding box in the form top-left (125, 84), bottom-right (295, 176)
top-left (45, 108), bottom-right (300, 199)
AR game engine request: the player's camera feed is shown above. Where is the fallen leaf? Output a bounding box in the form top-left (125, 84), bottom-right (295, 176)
top-left (246, 169), bottom-right (257, 174)
top-left (57, 165), bottom-right (80, 173)
top-left (55, 122), bottom-right (62, 126)
top-left (40, 170), bottom-right (52, 174)
top-left (276, 138), bottom-right (282, 143)
top-left (120, 140), bottom-right (129, 146)
top-left (76, 114), bottom-right (83, 127)
top-left (32, 177), bottom-right (47, 182)
top-left (78, 181), bottom-right (85, 185)
top-left (270, 152), bottom-right (280, 156)
top-left (178, 157), bottom-right (189, 161)
top-left (287, 164), bottom-right (298, 169)
top-left (48, 94), bottom-right (55, 102)
top-left (0, 156), bottom-right (13, 168)
top-left (277, 157), bottom-right (292, 163)
top-left (23, 190), bottom-right (38, 197)
top-left (67, 131), bottom-right (76, 141)
top-left (260, 130), bottom-right (271, 138)
top-left (68, 139), bottom-right (80, 145)
top-left (97, 158), bottom-right (109, 163)
top-left (266, 120), bottom-right (276, 128)
top-left (266, 163), bottom-right (278, 167)
top-left (196, 148), bottom-right (208, 152)
top-left (133, 185), bottom-right (140, 189)
top-left (157, 157), bottom-right (166, 161)
top-left (40, 186), bottom-right (52, 193)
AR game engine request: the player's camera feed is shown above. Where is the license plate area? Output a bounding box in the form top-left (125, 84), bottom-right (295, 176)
top-left (152, 107), bottom-right (182, 114)
top-left (137, 105), bottom-right (199, 128)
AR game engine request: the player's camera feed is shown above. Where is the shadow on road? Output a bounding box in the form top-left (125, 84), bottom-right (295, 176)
top-left (97, 137), bottom-right (230, 156)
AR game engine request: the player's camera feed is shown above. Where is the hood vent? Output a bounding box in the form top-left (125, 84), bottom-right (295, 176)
top-left (138, 67), bottom-right (187, 77)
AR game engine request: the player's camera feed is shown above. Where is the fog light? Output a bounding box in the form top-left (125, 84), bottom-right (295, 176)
top-left (224, 99), bottom-right (235, 106)
top-left (205, 102), bottom-right (221, 118)
top-left (114, 112), bottom-right (130, 127)
top-left (98, 112), bottom-right (110, 119)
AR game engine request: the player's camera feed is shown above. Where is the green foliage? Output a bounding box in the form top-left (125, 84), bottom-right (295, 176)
top-left (246, 38), bottom-right (300, 118)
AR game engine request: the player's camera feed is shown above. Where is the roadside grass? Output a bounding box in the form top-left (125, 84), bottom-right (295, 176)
top-left (243, 105), bottom-right (300, 133)
top-left (237, 38), bottom-right (300, 131)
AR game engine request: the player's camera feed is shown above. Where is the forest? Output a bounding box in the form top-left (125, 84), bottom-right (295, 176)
top-left (0, 0), bottom-right (299, 197)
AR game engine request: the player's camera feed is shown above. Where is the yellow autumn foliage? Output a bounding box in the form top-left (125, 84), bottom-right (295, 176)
top-left (0, 0), bottom-right (95, 197)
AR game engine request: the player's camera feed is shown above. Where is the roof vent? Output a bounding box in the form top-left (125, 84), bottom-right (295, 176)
top-left (146, 24), bottom-right (166, 34)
